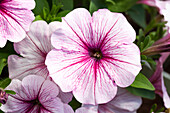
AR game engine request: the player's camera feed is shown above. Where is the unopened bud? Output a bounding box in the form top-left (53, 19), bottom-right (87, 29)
top-left (0, 89), bottom-right (8, 104)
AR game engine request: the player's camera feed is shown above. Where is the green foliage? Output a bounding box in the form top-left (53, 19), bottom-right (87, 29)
top-left (106, 0), bottom-right (138, 12)
top-left (33, 2), bottom-right (70, 23)
top-left (126, 86), bottom-right (155, 99)
top-left (0, 109), bottom-right (4, 113)
top-left (0, 42), bottom-right (16, 59)
top-left (150, 104), bottom-right (165, 113)
top-left (89, 0), bottom-right (107, 13)
top-left (0, 59), bottom-right (7, 75)
top-left (69, 97), bottom-right (82, 111)
top-left (89, 0), bottom-right (137, 13)
top-left (52, 0), bottom-right (73, 10)
top-left (0, 78), bottom-right (11, 89)
top-left (127, 4), bottom-right (146, 28)
top-left (131, 73), bottom-right (155, 91)
top-left (5, 90), bottom-right (16, 95)
top-left (0, 109), bottom-right (3, 113)
top-left (137, 29), bottom-right (155, 53)
top-left (33, 0), bottom-right (50, 17)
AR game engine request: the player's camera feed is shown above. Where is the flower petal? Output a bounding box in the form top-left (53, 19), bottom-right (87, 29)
top-left (75, 105), bottom-right (98, 113)
top-left (58, 90), bottom-right (73, 103)
top-left (5, 79), bottom-right (34, 101)
top-left (39, 80), bottom-right (59, 103)
top-left (91, 9), bottom-right (136, 48)
top-left (8, 55), bottom-right (49, 80)
top-left (102, 88), bottom-right (142, 112)
top-left (162, 78), bottom-right (170, 108)
top-left (102, 43), bottom-right (141, 87)
top-left (0, 96), bottom-right (33, 113)
top-left (0, 36), bottom-right (7, 48)
top-left (46, 49), bottom-right (117, 104)
top-left (14, 21), bottom-right (52, 58)
top-left (0, 3), bottom-right (35, 43)
top-left (51, 8), bottom-right (92, 51)
top-left (63, 104), bottom-right (74, 113)
top-left (2, 0), bottom-right (35, 10)
top-left (41, 97), bottom-right (65, 113)
top-left (8, 21), bottom-right (61, 80)
top-left (21, 75), bottom-right (45, 100)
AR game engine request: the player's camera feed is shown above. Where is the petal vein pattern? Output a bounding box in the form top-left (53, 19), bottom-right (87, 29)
top-left (0, 0), bottom-right (35, 47)
top-left (46, 8), bottom-right (141, 105)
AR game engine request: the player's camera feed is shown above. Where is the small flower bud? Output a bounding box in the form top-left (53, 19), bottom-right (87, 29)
top-left (0, 89), bottom-right (8, 104)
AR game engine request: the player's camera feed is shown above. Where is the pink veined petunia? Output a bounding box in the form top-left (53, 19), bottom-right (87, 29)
top-left (0, 0), bottom-right (35, 47)
top-left (75, 88), bottom-right (142, 113)
top-left (0, 75), bottom-right (74, 113)
top-left (149, 53), bottom-right (170, 108)
top-left (8, 20), bottom-right (61, 80)
top-left (8, 20), bottom-right (73, 104)
top-left (45, 8), bottom-right (141, 105)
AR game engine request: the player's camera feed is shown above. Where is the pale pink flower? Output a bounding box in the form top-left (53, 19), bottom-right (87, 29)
top-left (8, 20), bottom-right (61, 80)
top-left (46, 8), bottom-right (141, 105)
top-left (8, 20), bottom-right (73, 104)
top-left (0, 75), bottom-right (74, 113)
top-left (75, 88), bottom-right (142, 113)
top-left (149, 53), bottom-right (170, 108)
top-left (0, 0), bottom-right (35, 47)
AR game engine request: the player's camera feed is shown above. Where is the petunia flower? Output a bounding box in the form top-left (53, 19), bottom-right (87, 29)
top-left (8, 20), bottom-right (61, 80)
top-left (45, 8), bottom-right (141, 105)
top-left (75, 88), bottom-right (142, 113)
top-left (0, 75), bottom-right (74, 113)
top-left (8, 20), bottom-right (73, 104)
top-left (0, 0), bottom-right (35, 47)
top-left (149, 53), bottom-right (170, 108)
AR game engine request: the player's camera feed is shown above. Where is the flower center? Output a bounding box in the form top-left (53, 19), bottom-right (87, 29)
top-left (31, 98), bottom-right (41, 106)
top-left (89, 49), bottom-right (102, 60)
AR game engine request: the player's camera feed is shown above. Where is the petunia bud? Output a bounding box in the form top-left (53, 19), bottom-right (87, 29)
top-left (142, 33), bottom-right (170, 56)
top-left (0, 89), bottom-right (8, 104)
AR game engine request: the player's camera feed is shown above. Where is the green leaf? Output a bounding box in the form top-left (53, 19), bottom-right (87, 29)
top-left (61, 0), bottom-right (73, 10)
top-left (0, 109), bottom-right (4, 113)
top-left (89, 0), bottom-right (107, 13)
top-left (33, 0), bottom-right (49, 17)
top-left (0, 78), bottom-right (11, 89)
top-left (52, 0), bottom-right (73, 10)
top-left (127, 4), bottom-right (146, 28)
top-left (126, 86), bottom-right (155, 99)
top-left (150, 104), bottom-right (157, 113)
top-left (0, 59), bottom-right (7, 74)
top-left (131, 73), bottom-right (155, 91)
top-left (0, 42), bottom-right (16, 59)
top-left (33, 15), bottom-right (43, 22)
top-left (5, 90), bottom-right (16, 95)
top-left (106, 0), bottom-right (138, 12)
top-left (57, 10), bottom-right (70, 17)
